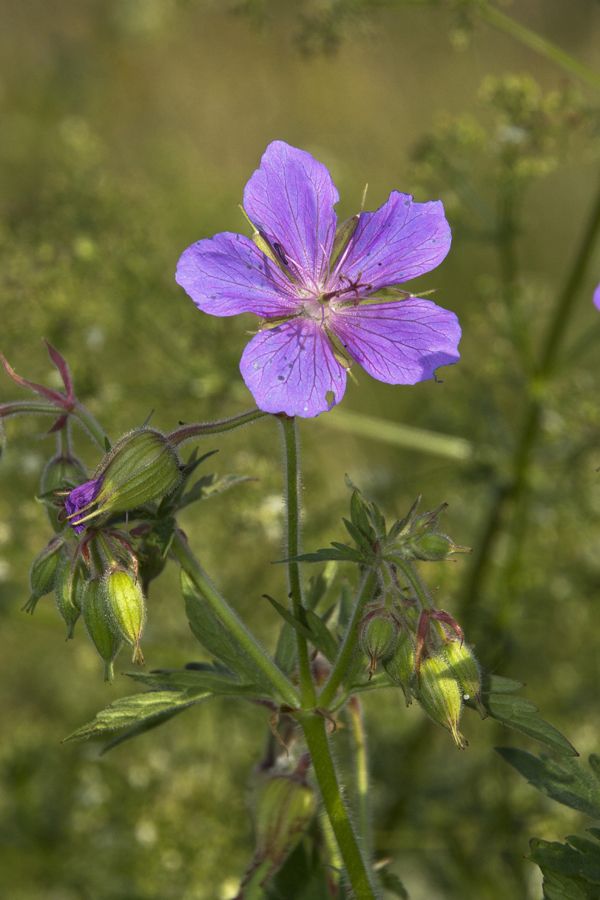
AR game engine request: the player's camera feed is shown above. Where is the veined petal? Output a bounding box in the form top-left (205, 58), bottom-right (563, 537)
top-left (176, 231), bottom-right (301, 317)
top-left (240, 318), bottom-right (347, 418)
top-left (243, 141), bottom-right (339, 288)
top-left (339, 193), bottom-right (451, 291)
top-left (330, 300), bottom-right (461, 385)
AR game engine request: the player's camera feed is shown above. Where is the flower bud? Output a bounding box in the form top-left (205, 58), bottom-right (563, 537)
top-left (54, 556), bottom-right (86, 639)
top-left (40, 454), bottom-right (89, 532)
top-left (383, 631), bottom-right (416, 706)
top-left (25, 538), bottom-right (63, 612)
top-left (253, 776), bottom-right (317, 868)
top-left (103, 568), bottom-right (146, 663)
top-left (95, 428), bottom-right (182, 513)
top-left (442, 639), bottom-right (486, 719)
top-left (82, 578), bottom-right (122, 681)
top-left (415, 653), bottom-right (466, 749)
top-left (359, 611), bottom-right (398, 678)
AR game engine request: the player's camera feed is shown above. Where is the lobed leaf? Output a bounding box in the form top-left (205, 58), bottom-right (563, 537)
top-left (126, 667), bottom-right (272, 698)
top-left (496, 750), bottom-right (600, 819)
top-left (264, 595), bottom-right (338, 663)
top-left (529, 837), bottom-right (600, 885)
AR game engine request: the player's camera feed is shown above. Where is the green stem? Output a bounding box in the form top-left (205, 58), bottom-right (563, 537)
top-left (278, 416), bottom-right (316, 708)
top-left (301, 715), bottom-right (379, 900)
top-left (168, 409), bottom-right (269, 447)
top-left (171, 532), bottom-right (301, 708)
top-left (348, 696), bottom-right (371, 857)
top-left (461, 172), bottom-right (600, 625)
top-left (477, 1), bottom-right (600, 93)
top-left (318, 569), bottom-right (378, 710)
top-left (0, 401), bottom-right (61, 419)
top-left (392, 557), bottom-right (434, 612)
top-left (72, 401), bottom-right (111, 450)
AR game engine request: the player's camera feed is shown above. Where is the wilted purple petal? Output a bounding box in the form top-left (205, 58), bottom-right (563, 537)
top-left (240, 319), bottom-right (347, 417)
top-left (331, 299), bottom-right (461, 385)
top-left (176, 232), bottom-right (301, 318)
top-left (594, 281), bottom-right (600, 311)
top-left (65, 478), bottom-right (103, 533)
top-left (243, 141), bottom-right (339, 289)
top-left (339, 193), bottom-right (451, 292)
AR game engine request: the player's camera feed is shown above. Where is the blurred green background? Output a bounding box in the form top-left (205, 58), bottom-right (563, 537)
top-left (2, 1), bottom-right (600, 897)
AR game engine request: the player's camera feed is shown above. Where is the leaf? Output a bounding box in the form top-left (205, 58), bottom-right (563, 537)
top-left (263, 595), bottom-right (337, 663)
top-left (529, 837), bottom-right (600, 884)
top-left (179, 472), bottom-right (255, 510)
top-left (538, 866), bottom-right (591, 900)
top-left (125, 667), bottom-right (272, 698)
top-left (280, 546), bottom-right (365, 564)
top-left (63, 690), bottom-right (208, 743)
top-left (100, 708), bottom-right (187, 755)
top-left (181, 571), bottom-right (273, 691)
top-left (157, 448), bottom-right (218, 514)
top-left (152, 516), bottom-right (176, 559)
top-left (378, 868), bottom-right (409, 899)
top-left (342, 518), bottom-right (375, 556)
top-left (304, 561), bottom-right (337, 612)
top-left (467, 692), bottom-right (577, 756)
top-left (275, 622), bottom-right (297, 675)
top-left (266, 836), bottom-right (331, 900)
top-left (496, 750), bottom-right (600, 819)
top-left (304, 609), bottom-right (339, 662)
top-left (481, 673), bottom-right (525, 693)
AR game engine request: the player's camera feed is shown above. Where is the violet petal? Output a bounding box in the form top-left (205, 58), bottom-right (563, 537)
top-left (176, 231), bottom-right (301, 318)
top-left (243, 141), bottom-right (339, 288)
top-left (330, 299), bottom-right (461, 384)
top-left (239, 318), bottom-right (347, 417)
top-left (65, 478), bottom-right (103, 533)
top-left (594, 281), bottom-right (600, 311)
top-left (339, 193), bottom-right (451, 291)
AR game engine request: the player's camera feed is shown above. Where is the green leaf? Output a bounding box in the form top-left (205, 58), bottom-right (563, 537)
top-left (152, 516), bottom-right (176, 559)
top-left (263, 595), bottom-right (337, 663)
top-left (529, 837), bottom-right (600, 885)
top-left (158, 448), bottom-right (218, 514)
top-left (181, 570), bottom-right (273, 691)
top-left (304, 609), bottom-right (339, 663)
top-left (125, 667), bottom-right (272, 698)
top-left (378, 868), bottom-right (409, 899)
top-left (304, 561), bottom-right (337, 612)
top-left (481, 673), bottom-right (525, 693)
top-left (99, 708), bottom-right (188, 755)
top-left (342, 517), bottom-right (375, 556)
top-left (539, 866), bottom-right (591, 900)
top-left (63, 689), bottom-right (208, 743)
top-left (179, 472), bottom-right (255, 510)
top-left (280, 546), bottom-right (365, 564)
top-left (275, 622), bottom-right (297, 675)
top-left (496, 750), bottom-right (600, 819)
top-left (266, 836), bottom-right (331, 900)
top-left (469, 692), bottom-right (577, 756)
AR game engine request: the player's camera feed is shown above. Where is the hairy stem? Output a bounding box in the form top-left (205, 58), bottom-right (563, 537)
top-left (168, 408), bottom-right (269, 447)
top-left (301, 715), bottom-right (379, 900)
top-left (319, 568), bottom-right (378, 710)
top-left (171, 532), bottom-right (301, 708)
top-left (348, 696), bottom-right (371, 857)
top-left (279, 416), bottom-right (316, 708)
top-left (73, 401), bottom-right (111, 450)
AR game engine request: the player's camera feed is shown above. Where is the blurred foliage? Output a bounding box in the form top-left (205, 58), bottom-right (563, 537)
top-left (2, 1), bottom-right (600, 898)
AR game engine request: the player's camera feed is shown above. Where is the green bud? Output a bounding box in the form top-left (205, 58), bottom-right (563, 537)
top-left (415, 653), bottom-right (466, 749)
top-left (253, 776), bottom-right (317, 868)
top-left (54, 555), bottom-right (86, 639)
top-left (94, 428), bottom-right (182, 515)
top-left (103, 568), bottom-right (146, 663)
top-left (360, 611), bottom-right (398, 678)
top-left (82, 578), bottom-right (122, 681)
top-left (383, 631), bottom-right (416, 706)
top-left (26, 538), bottom-right (64, 612)
top-left (442, 640), bottom-right (487, 719)
top-left (40, 454), bottom-right (88, 532)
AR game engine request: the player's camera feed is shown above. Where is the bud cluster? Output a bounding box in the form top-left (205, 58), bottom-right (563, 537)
top-left (347, 483), bottom-right (484, 748)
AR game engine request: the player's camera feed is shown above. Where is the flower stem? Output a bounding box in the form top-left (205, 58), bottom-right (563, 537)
top-left (318, 568), bottom-right (378, 710)
top-left (301, 714), bottom-right (379, 900)
top-left (168, 409), bottom-right (269, 447)
top-left (171, 531), bottom-right (301, 708)
top-left (278, 416), bottom-right (316, 708)
top-left (477, 1), bottom-right (600, 94)
top-left (72, 401), bottom-right (111, 451)
top-left (348, 696), bottom-right (371, 857)
top-left (392, 557), bottom-right (434, 612)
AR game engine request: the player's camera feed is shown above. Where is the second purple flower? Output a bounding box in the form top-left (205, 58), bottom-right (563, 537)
top-left (176, 141), bottom-right (461, 417)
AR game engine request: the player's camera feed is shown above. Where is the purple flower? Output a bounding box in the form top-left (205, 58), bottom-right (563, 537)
top-left (594, 282), bottom-right (600, 311)
top-left (176, 141), bottom-right (461, 418)
top-left (65, 478), bottom-right (103, 533)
